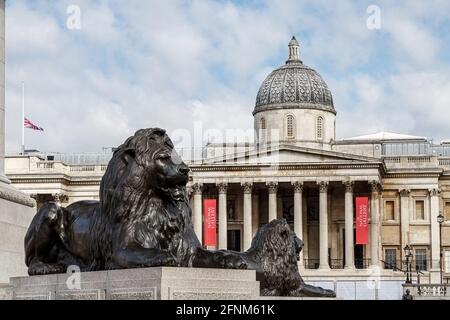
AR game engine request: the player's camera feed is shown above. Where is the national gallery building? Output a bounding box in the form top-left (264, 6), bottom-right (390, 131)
top-left (5, 37), bottom-right (450, 297)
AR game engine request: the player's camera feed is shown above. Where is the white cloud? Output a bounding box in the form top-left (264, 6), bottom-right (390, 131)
top-left (4, 0), bottom-right (450, 154)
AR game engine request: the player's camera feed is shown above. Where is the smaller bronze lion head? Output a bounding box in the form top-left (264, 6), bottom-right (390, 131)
top-left (270, 219), bottom-right (304, 261)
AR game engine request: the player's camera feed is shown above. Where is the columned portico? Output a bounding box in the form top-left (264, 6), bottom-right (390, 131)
top-left (267, 182), bottom-right (278, 222)
top-left (192, 183), bottom-right (203, 243)
top-left (319, 181), bottom-right (330, 270)
top-left (217, 183), bottom-right (228, 250)
top-left (292, 181), bottom-right (303, 268)
top-left (344, 181), bottom-right (355, 270)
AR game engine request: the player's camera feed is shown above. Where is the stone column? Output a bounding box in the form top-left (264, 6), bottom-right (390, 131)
top-left (192, 183), bottom-right (203, 244)
top-left (399, 189), bottom-right (410, 261)
top-left (343, 181), bottom-right (355, 270)
top-left (267, 182), bottom-right (278, 222)
top-left (319, 181), bottom-right (330, 270)
top-left (242, 182), bottom-right (253, 251)
top-left (0, 0), bottom-right (5, 180)
top-left (429, 188), bottom-right (441, 283)
top-left (217, 183), bottom-right (228, 250)
top-left (302, 191), bottom-right (309, 264)
top-left (252, 189), bottom-right (259, 237)
top-left (292, 181), bottom-right (304, 268)
top-left (370, 181), bottom-right (381, 268)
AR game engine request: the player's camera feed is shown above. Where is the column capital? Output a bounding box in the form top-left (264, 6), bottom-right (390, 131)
top-left (192, 183), bottom-right (203, 195)
top-left (53, 193), bottom-right (68, 203)
top-left (242, 182), bottom-right (253, 194)
top-left (428, 188), bottom-right (441, 197)
top-left (370, 180), bottom-right (382, 193)
top-left (267, 181), bottom-right (278, 194)
top-left (399, 189), bottom-right (411, 197)
top-left (29, 193), bottom-right (39, 200)
top-left (216, 183), bottom-right (228, 194)
top-left (343, 181), bottom-right (354, 193)
top-left (292, 181), bottom-right (304, 193)
top-left (318, 181), bottom-right (329, 193)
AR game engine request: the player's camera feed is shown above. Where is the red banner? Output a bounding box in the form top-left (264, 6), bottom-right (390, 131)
top-left (203, 199), bottom-right (217, 247)
top-left (356, 197), bottom-right (369, 245)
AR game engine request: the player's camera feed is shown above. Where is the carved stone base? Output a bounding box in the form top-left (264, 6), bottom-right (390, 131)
top-left (6, 267), bottom-right (260, 300)
top-left (0, 285), bottom-right (12, 300)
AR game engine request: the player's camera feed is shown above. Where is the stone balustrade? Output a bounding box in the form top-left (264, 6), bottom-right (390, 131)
top-left (383, 155), bottom-right (440, 169)
top-left (403, 284), bottom-right (450, 300)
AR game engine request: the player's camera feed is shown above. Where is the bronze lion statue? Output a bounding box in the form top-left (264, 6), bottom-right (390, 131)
top-left (25, 128), bottom-right (246, 275)
top-left (237, 219), bottom-right (335, 297)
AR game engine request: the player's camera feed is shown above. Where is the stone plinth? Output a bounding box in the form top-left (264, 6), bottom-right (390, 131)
top-left (0, 183), bottom-right (36, 285)
top-left (6, 267), bottom-right (260, 300)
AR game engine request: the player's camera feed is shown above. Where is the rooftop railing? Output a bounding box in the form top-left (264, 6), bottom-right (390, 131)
top-left (7, 140), bottom-right (450, 166)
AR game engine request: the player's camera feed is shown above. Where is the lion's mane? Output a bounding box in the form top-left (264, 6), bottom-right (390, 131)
top-left (89, 128), bottom-right (189, 269)
top-left (247, 219), bottom-right (303, 296)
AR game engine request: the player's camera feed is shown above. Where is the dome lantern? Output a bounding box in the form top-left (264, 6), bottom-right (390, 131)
top-left (287, 36), bottom-right (302, 64)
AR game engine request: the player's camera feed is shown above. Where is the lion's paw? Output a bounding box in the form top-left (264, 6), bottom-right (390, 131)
top-left (28, 262), bottom-right (65, 276)
top-left (220, 254), bottom-right (247, 270)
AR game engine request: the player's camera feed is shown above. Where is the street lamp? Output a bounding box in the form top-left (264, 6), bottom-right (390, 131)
top-left (437, 212), bottom-right (444, 285)
top-left (404, 245), bottom-right (413, 284)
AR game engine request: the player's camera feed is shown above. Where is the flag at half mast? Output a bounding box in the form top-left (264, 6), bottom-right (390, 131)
top-left (24, 117), bottom-right (44, 131)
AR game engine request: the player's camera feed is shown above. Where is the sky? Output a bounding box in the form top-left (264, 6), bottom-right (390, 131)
top-left (4, 0), bottom-right (450, 153)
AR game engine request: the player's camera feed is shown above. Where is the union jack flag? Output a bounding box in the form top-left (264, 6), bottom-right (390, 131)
top-left (24, 118), bottom-right (44, 131)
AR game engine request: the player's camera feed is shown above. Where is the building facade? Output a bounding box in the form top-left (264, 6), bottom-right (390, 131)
top-left (5, 38), bottom-right (450, 295)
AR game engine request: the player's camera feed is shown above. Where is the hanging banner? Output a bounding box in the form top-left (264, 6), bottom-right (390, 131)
top-left (203, 199), bottom-right (217, 247)
top-left (356, 197), bottom-right (369, 245)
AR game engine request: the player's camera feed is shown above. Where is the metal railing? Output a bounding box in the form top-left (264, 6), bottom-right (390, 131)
top-left (330, 259), bottom-right (344, 269)
top-left (304, 258), bottom-right (371, 270)
top-left (383, 259), bottom-right (429, 272)
top-left (304, 259), bottom-right (320, 269)
top-left (355, 258), bottom-right (371, 269)
top-left (382, 142), bottom-right (450, 157)
top-left (8, 141), bottom-right (450, 165)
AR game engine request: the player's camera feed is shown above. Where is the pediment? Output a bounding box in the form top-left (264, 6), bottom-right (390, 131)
top-left (203, 144), bottom-right (378, 165)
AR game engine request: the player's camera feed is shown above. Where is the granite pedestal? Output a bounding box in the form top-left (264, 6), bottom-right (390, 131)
top-left (6, 267), bottom-right (260, 300)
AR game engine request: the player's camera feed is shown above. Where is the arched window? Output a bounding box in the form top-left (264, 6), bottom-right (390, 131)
top-left (286, 115), bottom-right (295, 139)
top-left (317, 116), bottom-right (324, 140)
top-left (261, 117), bottom-right (266, 130)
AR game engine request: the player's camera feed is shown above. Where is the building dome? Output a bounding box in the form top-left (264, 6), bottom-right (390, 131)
top-left (253, 37), bottom-right (335, 116)
top-left (253, 37), bottom-right (336, 147)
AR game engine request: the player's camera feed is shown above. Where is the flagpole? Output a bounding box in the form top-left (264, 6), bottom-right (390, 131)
top-left (21, 82), bottom-right (25, 154)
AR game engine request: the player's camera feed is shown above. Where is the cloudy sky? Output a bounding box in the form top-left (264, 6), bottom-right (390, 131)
top-left (5, 0), bottom-right (450, 153)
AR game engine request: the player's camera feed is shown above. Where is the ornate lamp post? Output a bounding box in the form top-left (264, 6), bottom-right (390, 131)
top-left (404, 245), bottom-right (413, 284)
top-left (437, 212), bottom-right (444, 285)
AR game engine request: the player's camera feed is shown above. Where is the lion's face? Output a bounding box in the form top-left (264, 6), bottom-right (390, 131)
top-left (123, 129), bottom-right (190, 201)
top-left (147, 137), bottom-right (189, 200)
